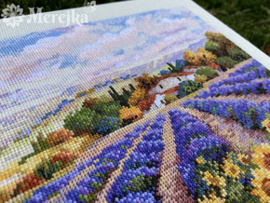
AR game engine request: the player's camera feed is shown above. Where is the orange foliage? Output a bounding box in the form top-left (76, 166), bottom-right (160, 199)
top-left (50, 149), bottom-right (78, 169)
top-left (136, 94), bottom-right (156, 112)
top-left (21, 173), bottom-right (46, 192)
top-left (119, 106), bottom-right (143, 121)
top-left (208, 63), bottom-right (220, 70)
top-left (83, 97), bottom-right (98, 110)
top-left (45, 128), bottom-right (74, 147)
top-left (128, 88), bottom-right (146, 106)
top-left (134, 73), bottom-right (158, 90)
top-left (2, 173), bottom-right (46, 201)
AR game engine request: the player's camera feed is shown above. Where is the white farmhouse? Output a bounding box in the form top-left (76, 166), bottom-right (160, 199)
top-left (144, 94), bottom-right (166, 114)
top-left (184, 68), bottom-right (197, 73)
top-left (187, 74), bottom-right (195, 81)
top-left (149, 72), bottom-right (194, 95)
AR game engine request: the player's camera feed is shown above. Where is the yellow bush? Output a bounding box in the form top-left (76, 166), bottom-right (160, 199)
top-left (262, 118), bottom-right (270, 133)
top-left (128, 88), bottom-right (146, 106)
top-left (164, 94), bottom-right (178, 104)
top-left (183, 50), bottom-right (199, 65)
top-left (119, 106), bottom-right (143, 121)
top-left (184, 48), bottom-right (217, 66)
top-left (195, 75), bottom-right (208, 83)
top-left (197, 48), bottom-right (217, 65)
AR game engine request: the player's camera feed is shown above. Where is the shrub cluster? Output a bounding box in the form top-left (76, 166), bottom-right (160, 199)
top-left (164, 94), bottom-right (178, 104)
top-left (196, 66), bottom-right (218, 80)
top-left (178, 80), bottom-right (203, 99)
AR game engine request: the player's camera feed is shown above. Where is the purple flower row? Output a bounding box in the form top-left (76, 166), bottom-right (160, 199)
top-left (106, 114), bottom-right (166, 202)
top-left (168, 109), bottom-right (229, 198)
top-left (201, 79), bottom-right (270, 97)
top-left (196, 61), bottom-right (268, 99)
top-left (24, 121), bottom-right (151, 203)
top-left (229, 59), bottom-right (262, 77)
top-left (209, 66), bottom-right (266, 91)
top-left (182, 99), bottom-right (270, 130)
top-left (116, 191), bottom-right (156, 203)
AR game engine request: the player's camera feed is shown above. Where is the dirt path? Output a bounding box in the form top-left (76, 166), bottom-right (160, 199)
top-left (95, 121), bottom-right (153, 202)
top-left (209, 93), bottom-right (270, 103)
top-left (50, 121), bottom-right (153, 203)
top-left (51, 160), bottom-right (99, 203)
top-left (158, 113), bottom-right (193, 203)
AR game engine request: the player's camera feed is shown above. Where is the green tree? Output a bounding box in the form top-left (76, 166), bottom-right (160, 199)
top-left (108, 85), bottom-right (135, 107)
top-left (92, 100), bottom-right (122, 117)
top-left (205, 41), bottom-right (219, 56)
top-left (166, 59), bottom-right (186, 73)
top-left (34, 161), bottom-right (58, 180)
top-left (196, 66), bottom-right (218, 80)
top-left (216, 56), bottom-right (237, 71)
top-left (227, 47), bottom-right (250, 62)
top-left (64, 107), bottom-right (101, 134)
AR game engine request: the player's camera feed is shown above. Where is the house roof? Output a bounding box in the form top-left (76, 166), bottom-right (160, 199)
top-left (183, 64), bottom-right (220, 70)
top-left (161, 86), bottom-right (179, 95)
top-left (158, 72), bottom-right (193, 81)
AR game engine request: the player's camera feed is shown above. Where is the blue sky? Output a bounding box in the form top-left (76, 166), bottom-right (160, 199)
top-left (0, 6), bottom-right (216, 119)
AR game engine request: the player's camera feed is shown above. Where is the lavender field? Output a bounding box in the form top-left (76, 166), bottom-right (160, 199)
top-left (1, 4), bottom-right (270, 203)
